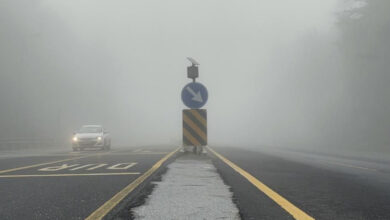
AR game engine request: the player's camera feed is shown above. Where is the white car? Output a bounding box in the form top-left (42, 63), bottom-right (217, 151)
top-left (72, 125), bottom-right (111, 151)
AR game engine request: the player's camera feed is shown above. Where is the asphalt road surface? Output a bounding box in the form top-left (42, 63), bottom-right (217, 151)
top-left (2, 145), bottom-right (390, 220)
top-left (0, 146), bottom-right (177, 220)
top-left (209, 146), bottom-right (390, 220)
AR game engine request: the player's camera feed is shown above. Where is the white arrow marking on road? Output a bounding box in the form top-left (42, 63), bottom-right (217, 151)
top-left (186, 86), bottom-right (203, 103)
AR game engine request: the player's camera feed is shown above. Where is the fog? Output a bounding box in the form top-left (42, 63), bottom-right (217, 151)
top-left (0, 0), bottom-right (389, 153)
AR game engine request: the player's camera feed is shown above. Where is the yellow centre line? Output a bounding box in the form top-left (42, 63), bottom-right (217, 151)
top-left (0, 172), bottom-right (141, 178)
top-left (206, 146), bottom-right (315, 220)
top-left (0, 152), bottom-right (111, 175)
top-left (85, 147), bottom-right (180, 220)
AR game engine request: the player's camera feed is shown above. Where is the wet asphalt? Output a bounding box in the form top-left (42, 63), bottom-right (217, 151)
top-left (0, 146), bottom-right (175, 220)
top-left (210, 147), bottom-right (390, 220)
top-left (2, 145), bottom-right (390, 220)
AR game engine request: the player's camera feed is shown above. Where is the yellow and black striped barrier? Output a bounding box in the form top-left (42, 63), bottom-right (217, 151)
top-left (182, 109), bottom-right (207, 146)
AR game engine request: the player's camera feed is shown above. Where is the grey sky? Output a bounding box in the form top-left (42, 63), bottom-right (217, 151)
top-left (3, 0), bottom-right (388, 152)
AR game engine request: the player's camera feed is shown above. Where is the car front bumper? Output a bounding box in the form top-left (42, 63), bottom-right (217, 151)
top-left (72, 139), bottom-right (104, 149)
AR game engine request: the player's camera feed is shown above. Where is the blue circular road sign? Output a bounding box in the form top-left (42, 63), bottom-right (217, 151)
top-left (181, 82), bottom-right (208, 109)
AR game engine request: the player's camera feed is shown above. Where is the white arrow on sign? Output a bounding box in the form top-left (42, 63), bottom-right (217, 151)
top-left (186, 86), bottom-right (203, 103)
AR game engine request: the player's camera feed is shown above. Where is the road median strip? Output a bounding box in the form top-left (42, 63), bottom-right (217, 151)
top-left (131, 154), bottom-right (240, 219)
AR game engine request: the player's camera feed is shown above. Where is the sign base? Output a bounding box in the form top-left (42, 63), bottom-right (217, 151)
top-left (182, 109), bottom-right (207, 147)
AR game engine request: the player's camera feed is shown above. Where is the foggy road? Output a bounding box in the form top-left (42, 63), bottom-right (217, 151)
top-left (1, 0), bottom-right (390, 219)
top-left (0, 146), bottom-right (177, 220)
top-left (1, 146), bottom-right (390, 219)
top-left (209, 147), bottom-right (390, 220)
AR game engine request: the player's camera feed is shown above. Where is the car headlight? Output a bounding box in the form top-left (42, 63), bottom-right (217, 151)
top-left (73, 136), bottom-right (78, 142)
top-left (97, 136), bottom-right (102, 141)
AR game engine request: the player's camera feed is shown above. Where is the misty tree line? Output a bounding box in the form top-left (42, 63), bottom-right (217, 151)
top-left (0, 1), bottom-right (389, 151)
top-left (334, 0), bottom-right (390, 150)
top-left (0, 2), bottom-right (114, 143)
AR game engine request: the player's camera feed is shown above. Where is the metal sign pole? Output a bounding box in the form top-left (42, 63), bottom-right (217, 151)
top-left (182, 57), bottom-right (208, 154)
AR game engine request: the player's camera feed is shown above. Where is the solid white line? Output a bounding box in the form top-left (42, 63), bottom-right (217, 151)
top-left (0, 172), bottom-right (141, 178)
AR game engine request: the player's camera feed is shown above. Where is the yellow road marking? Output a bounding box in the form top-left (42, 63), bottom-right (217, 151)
top-left (207, 146), bottom-right (315, 220)
top-left (0, 152), bottom-right (111, 174)
top-left (0, 172), bottom-right (140, 178)
top-left (85, 147), bottom-right (180, 220)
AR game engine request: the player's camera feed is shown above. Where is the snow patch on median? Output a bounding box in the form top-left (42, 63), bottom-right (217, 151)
top-left (132, 155), bottom-right (240, 220)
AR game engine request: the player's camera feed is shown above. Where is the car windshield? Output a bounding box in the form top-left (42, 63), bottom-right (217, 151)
top-left (78, 127), bottom-right (102, 133)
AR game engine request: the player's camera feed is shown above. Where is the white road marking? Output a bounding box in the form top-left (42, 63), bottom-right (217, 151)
top-left (0, 172), bottom-right (141, 178)
top-left (69, 164), bottom-right (96, 171)
top-left (107, 163), bottom-right (137, 170)
top-left (39, 164), bottom-right (80, 171)
top-left (38, 163), bottom-right (137, 171)
top-left (87, 164), bottom-right (108, 170)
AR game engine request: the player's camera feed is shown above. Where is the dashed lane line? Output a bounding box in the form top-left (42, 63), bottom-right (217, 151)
top-left (207, 146), bottom-right (315, 220)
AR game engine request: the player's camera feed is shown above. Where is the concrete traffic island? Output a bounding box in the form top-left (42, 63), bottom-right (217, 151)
top-left (132, 154), bottom-right (240, 220)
